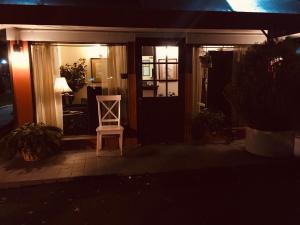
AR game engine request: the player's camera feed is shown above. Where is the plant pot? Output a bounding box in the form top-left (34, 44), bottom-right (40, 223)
top-left (245, 127), bottom-right (295, 157)
top-left (21, 151), bottom-right (39, 162)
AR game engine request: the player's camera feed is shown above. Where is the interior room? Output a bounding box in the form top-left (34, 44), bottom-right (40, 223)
top-left (30, 43), bottom-right (128, 137)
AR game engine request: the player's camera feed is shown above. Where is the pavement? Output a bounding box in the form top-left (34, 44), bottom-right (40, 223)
top-left (2, 139), bottom-right (299, 189)
top-left (2, 162), bottom-right (300, 225)
top-left (1, 139), bottom-right (300, 225)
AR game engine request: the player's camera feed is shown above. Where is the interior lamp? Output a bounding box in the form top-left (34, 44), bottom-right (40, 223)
top-left (54, 77), bottom-right (73, 95)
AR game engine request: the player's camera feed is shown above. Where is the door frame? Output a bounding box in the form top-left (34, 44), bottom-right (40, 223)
top-left (135, 38), bottom-right (186, 144)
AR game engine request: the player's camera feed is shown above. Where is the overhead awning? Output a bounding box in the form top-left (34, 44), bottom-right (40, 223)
top-left (0, 1), bottom-right (300, 34)
top-left (1, 0), bottom-right (300, 14)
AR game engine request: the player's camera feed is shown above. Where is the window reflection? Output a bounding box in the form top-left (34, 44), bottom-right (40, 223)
top-left (0, 41), bottom-right (14, 134)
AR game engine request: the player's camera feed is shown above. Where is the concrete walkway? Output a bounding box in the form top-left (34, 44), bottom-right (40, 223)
top-left (0, 139), bottom-right (298, 189)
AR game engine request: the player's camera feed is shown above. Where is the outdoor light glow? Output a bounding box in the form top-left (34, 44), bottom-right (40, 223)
top-left (10, 52), bottom-right (27, 69)
top-left (226, 0), bottom-right (266, 12)
top-left (0, 59), bottom-right (7, 64)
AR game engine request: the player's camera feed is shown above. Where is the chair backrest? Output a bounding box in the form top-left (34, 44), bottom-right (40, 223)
top-left (96, 95), bottom-right (121, 127)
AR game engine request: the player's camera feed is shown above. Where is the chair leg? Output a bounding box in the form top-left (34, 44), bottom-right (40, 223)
top-left (119, 132), bottom-right (123, 156)
top-left (96, 133), bottom-right (99, 156)
top-left (99, 134), bottom-right (102, 153)
top-left (96, 133), bottom-right (102, 156)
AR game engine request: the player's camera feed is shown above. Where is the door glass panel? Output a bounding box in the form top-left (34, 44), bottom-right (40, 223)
top-left (142, 80), bottom-right (158, 97)
top-left (141, 45), bottom-right (179, 98)
top-left (167, 63), bottom-right (178, 80)
top-left (166, 46), bottom-right (179, 61)
top-left (157, 63), bottom-right (166, 81)
top-left (157, 81), bottom-right (167, 97)
top-left (155, 46), bottom-right (179, 62)
top-left (142, 46), bottom-right (154, 58)
top-left (142, 63), bottom-right (154, 80)
top-left (142, 55), bottom-right (154, 63)
top-left (167, 81), bottom-right (178, 96)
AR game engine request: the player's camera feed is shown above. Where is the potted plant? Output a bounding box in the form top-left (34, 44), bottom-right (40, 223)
top-left (236, 38), bottom-right (300, 157)
top-left (0, 122), bottom-right (63, 161)
top-left (60, 58), bottom-right (87, 93)
top-left (191, 109), bottom-right (227, 143)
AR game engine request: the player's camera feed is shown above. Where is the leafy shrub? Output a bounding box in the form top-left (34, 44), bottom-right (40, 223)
top-left (60, 58), bottom-right (87, 92)
top-left (236, 39), bottom-right (300, 131)
top-left (0, 123), bottom-right (63, 160)
top-left (191, 109), bottom-right (225, 140)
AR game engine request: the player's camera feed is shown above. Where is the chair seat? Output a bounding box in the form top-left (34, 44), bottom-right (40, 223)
top-left (96, 125), bottom-right (124, 132)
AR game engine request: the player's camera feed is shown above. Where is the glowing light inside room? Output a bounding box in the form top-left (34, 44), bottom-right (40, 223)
top-left (82, 44), bottom-right (108, 59)
top-left (226, 0), bottom-right (266, 12)
top-left (97, 45), bottom-right (108, 58)
top-left (156, 46), bottom-right (178, 60)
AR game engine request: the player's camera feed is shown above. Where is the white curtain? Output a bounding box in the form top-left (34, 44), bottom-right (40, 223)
top-left (107, 46), bottom-right (128, 93)
top-left (106, 45), bottom-right (128, 124)
top-left (31, 44), bottom-right (63, 128)
top-left (192, 47), bottom-right (205, 114)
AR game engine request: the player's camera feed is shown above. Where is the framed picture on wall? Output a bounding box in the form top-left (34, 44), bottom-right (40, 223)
top-left (91, 58), bottom-right (107, 83)
top-left (158, 58), bottom-right (178, 80)
top-left (142, 60), bottom-right (151, 76)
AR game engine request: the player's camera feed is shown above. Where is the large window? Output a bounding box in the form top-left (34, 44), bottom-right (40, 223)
top-left (0, 41), bottom-right (14, 135)
top-left (31, 43), bottom-right (128, 137)
top-left (142, 46), bottom-right (179, 97)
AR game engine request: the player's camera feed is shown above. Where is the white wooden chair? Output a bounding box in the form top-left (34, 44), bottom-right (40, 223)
top-left (96, 95), bottom-right (124, 156)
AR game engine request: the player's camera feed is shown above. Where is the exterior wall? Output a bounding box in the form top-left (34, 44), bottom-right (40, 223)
top-left (6, 28), bottom-right (266, 139)
top-left (13, 29), bottom-right (134, 43)
top-left (127, 42), bottom-right (137, 131)
top-left (184, 45), bottom-right (193, 142)
top-left (9, 41), bottom-right (33, 126)
top-left (6, 28), bottom-right (266, 45)
top-left (186, 31), bottom-right (266, 45)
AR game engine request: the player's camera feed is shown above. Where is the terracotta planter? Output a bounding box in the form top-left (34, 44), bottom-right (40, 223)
top-left (21, 151), bottom-right (39, 161)
top-left (245, 127), bottom-right (295, 157)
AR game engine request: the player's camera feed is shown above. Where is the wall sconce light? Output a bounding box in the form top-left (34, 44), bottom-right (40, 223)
top-left (13, 41), bottom-right (23, 52)
top-left (10, 40), bottom-right (27, 69)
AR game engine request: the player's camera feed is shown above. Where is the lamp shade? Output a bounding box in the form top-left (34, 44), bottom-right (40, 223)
top-left (54, 77), bottom-right (72, 93)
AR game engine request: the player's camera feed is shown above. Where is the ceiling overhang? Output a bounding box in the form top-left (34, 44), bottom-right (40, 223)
top-left (0, 4), bottom-right (300, 33)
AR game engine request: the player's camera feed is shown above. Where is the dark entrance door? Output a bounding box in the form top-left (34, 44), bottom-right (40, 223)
top-left (207, 51), bottom-right (233, 126)
top-left (136, 39), bottom-right (185, 144)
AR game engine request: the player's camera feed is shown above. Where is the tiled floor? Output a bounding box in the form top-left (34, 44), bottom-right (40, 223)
top-left (0, 139), bottom-right (299, 188)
